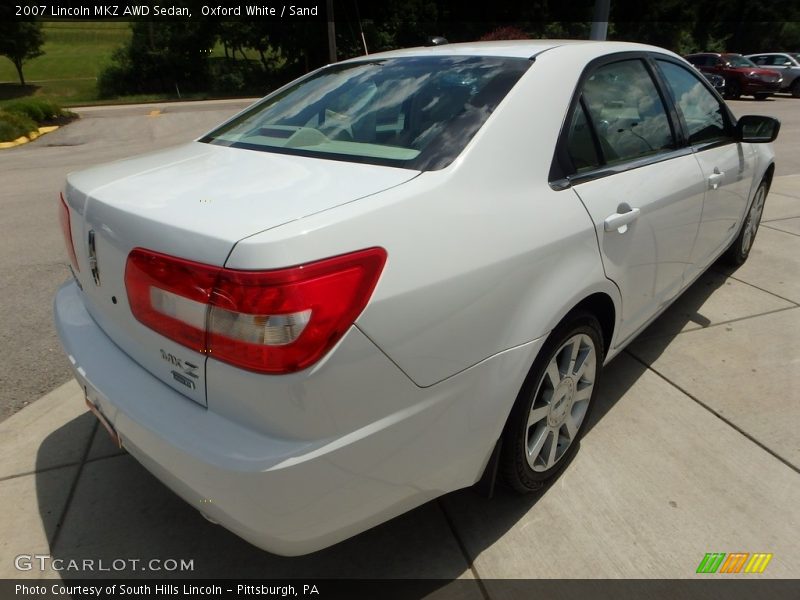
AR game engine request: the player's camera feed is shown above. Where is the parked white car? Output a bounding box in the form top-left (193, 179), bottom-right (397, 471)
top-left (55, 40), bottom-right (779, 556)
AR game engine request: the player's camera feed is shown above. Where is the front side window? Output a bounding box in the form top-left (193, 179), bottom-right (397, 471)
top-left (750, 55), bottom-right (768, 65)
top-left (657, 60), bottom-right (730, 145)
top-left (580, 60), bottom-right (674, 165)
top-left (200, 56), bottom-right (530, 170)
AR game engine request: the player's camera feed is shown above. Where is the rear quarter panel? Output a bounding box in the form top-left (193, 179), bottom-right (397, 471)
top-left (225, 44), bottom-right (625, 388)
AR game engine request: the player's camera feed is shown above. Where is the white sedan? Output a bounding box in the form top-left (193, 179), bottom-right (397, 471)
top-left (55, 40), bottom-right (779, 555)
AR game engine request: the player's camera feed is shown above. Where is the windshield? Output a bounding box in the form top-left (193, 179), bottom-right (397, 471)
top-left (201, 56), bottom-right (531, 170)
top-left (726, 55), bottom-right (757, 68)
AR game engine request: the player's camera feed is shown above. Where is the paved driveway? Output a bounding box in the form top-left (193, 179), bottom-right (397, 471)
top-left (0, 99), bottom-right (256, 421)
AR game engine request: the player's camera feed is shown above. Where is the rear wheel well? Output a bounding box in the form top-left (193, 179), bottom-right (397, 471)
top-left (477, 291), bottom-right (617, 496)
top-left (764, 163), bottom-right (775, 191)
top-left (565, 293), bottom-right (615, 357)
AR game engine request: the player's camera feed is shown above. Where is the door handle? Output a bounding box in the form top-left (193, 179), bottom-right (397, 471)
top-left (708, 168), bottom-right (725, 190)
top-left (604, 204), bottom-right (641, 233)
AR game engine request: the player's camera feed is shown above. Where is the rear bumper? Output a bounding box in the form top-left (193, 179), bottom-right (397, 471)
top-left (54, 280), bottom-right (540, 555)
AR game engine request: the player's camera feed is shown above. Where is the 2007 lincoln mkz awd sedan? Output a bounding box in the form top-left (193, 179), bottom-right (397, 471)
top-left (55, 40), bottom-right (779, 555)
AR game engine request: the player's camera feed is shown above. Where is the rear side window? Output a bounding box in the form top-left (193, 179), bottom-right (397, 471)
top-left (766, 55), bottom-right (792, 66)
top-left (657, 60), bottom-right (730, 145)
top-left (580, 60), bottom-right (674, 165)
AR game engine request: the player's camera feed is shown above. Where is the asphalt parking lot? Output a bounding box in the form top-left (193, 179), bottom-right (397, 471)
top-left (0, 95), bottom-right (798, 589)
top-left (0, 98), bottom-right (256, 421)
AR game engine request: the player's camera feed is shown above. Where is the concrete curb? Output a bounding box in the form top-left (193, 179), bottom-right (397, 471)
top-left (0, 125), bottom-right (60, 149)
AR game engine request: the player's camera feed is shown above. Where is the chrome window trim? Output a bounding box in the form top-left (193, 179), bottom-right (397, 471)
top-left (551, 146), bottom-right (695, 190)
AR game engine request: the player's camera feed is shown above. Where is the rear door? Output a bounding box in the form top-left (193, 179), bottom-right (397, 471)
top-left (653, 58), bottom-right (756, 275)
top-left (556, 56), bottom-right (706, 345)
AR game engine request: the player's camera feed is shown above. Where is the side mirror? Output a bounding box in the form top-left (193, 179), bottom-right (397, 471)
top-left (737, 115), bottom-right (781, 143)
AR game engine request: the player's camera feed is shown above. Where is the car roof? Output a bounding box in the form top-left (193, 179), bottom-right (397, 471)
top-left (688, 52), bottom-right (747, 58)
top-left (339, 39), bottom-right (676, 62)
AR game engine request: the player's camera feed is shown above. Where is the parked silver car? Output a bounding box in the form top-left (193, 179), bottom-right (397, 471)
top-left (746, 53), bottom-right (800, 97)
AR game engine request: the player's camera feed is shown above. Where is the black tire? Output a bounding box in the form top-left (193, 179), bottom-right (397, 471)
top-left (725, 79), bottom-right (741, 100)
top-left (723, 179), bottom-right (769, 266)
top-left (754, 93), bottom-right (770, 101)
top-left (500, 311), bottom-right (605, 493)
top-left (791, 80), bottom-right (800, 98)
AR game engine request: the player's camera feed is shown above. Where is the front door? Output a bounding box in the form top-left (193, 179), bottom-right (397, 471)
top-left (564, 58), bottom-right (706, 344)
top-left (654, 59), bottom-right (756, 274)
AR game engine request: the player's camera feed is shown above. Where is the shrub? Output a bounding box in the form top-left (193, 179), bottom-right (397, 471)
top-left (212, 70), bottom-right (246, 94)
top-left (0, 110), bottom-right (37, 142)
top-left (36, 100), bottom-right (62, 120)
top-left (4, 99), bottom-right (63, 123)
top-left (97, 59), bottom-right (136, 99)
top-left (479, 26), bottom-right (530, 41)
top-left (97, 22), bottom-right (214, 98)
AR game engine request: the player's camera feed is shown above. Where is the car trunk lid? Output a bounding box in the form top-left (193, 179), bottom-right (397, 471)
top-left (64, 142), bottom-right (418, 406)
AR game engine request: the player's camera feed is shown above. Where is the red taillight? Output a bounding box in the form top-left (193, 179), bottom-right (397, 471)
top-left (58, 193), bottom-right (80, 272)
top-left (125, 247), bottom-right (387, 374)
top-left (125, 250), bottom-right (219, 353)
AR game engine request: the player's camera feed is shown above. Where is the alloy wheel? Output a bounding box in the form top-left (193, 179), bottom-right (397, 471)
top-left (742, 184), bottom-right (766, 255)
top-left (525, 333), bottom-right (597, 472)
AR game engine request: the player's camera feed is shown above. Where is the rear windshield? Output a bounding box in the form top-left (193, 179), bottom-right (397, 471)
top-left (200, 56), bottom-right (531, 171)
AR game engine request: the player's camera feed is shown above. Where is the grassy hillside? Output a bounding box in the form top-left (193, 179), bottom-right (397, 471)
top-left (0, 21), bottom-right (131, 106)
top-left (0, 21), bottom-right (267, 107)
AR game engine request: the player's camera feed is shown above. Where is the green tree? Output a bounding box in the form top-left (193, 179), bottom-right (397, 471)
top-left (98, 20), bottom-right (217, 97)
top-left (0, 19), bottom-right (45, 86)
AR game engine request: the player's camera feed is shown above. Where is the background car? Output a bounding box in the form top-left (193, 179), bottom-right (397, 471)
top-left (746, 52), bottom-right (800, 97)
top-left (55, 40), bottom-right (779, 556)
top-left (685, 52), bottom-right (782, 99)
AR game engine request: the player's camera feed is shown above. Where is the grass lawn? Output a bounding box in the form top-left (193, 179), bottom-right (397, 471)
top-left (0, 21), bottom-right (270, 107)
top-left (0, 21), bottom-right (130, 106)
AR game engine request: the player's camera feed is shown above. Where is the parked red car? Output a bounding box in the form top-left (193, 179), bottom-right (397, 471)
top-left (684, 53), bottom-right (782, 100)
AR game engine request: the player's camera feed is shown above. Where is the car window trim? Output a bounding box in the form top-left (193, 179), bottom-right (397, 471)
top-left (551, 146), bottom-right (694, 190)
top-left (642, 56), bottom-right (685, 147)
top-left (579, 96), bottom-right (605, 171)
top-left (549, 51), bottom-right (687, 189)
